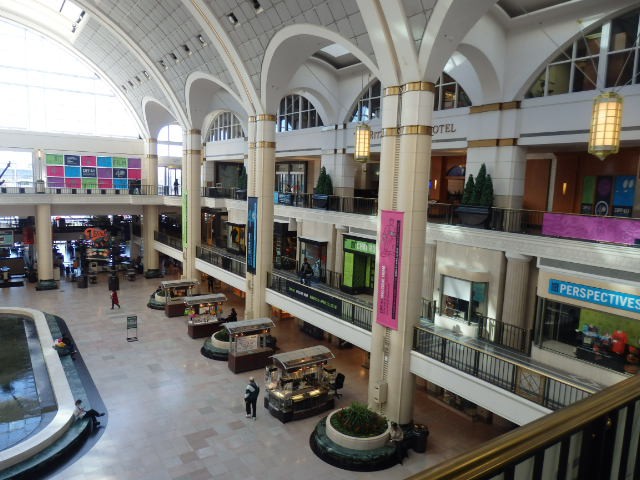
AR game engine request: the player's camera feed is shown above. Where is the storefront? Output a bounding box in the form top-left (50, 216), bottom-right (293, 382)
top-left (341, 235), bottom-right (376, 295)
top-left (535, 271), bottom-right (640, 374)
top-left (275, 161), bottom-right (307, 194)
top-left (227, 222), bottom-right (246, 255)
top-left (298, 237), bottom-right (326, 282)
top-left (273, 221), bottom-right (296, 270)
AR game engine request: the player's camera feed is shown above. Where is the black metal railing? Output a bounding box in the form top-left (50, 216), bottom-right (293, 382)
top-left (153, 231), bottom-right (183, 250)
top-left (413, 374), bottom-right (640, 480)
top-left (267, 271), bottom-right (373, 331)
top-left (196, 245), bottom-right (246, 277)
top-left (413, 326), bottom-right (593, 411)
top-left (274, 192), bottom-right (378, 215)
top-left (477, 315), bottom-right (533, 355)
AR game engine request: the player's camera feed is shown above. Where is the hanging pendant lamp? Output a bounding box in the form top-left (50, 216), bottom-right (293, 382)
top-left (354, 124), bottom-right (371, 163)
top-left (588, 91), bottom-right (623, 160)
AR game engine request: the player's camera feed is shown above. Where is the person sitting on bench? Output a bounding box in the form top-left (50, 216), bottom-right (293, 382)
top-left (388, 422), bottom-right (408, 464)
top-left (73, 399), bottom-right (105, 429)
top-left (299, 258), bottom-right (313, 285)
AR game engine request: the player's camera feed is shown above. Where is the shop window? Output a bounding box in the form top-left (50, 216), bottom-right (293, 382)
top-left (275, 161), bottom-right (307, 194)
top-left (273, 222), bottom-right (296, 270)
top-left (227, 223), bottom-right (245, 255)
top-left (441, 276), bottom-right (487, 323)
top-left (299, 238), bottom-right (327, 282)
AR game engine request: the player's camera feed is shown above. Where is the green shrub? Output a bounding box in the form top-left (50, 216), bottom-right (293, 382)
top-left (330, 402), bottom-right (388, 437)
top-left (461, 163), bottom-right (493, 206)
top-left (214, 327), bottom-right (229, 342)
top-left (315, 166), bottom-right (333, 195)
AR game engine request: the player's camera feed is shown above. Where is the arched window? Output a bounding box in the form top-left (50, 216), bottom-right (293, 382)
top-left (526, 9), bottom-right (640, 98)
top-left (0, 19), bottom-right (139, 137)
top-left (207, 112), bottom-right (244, 141)
top-left (434, 73), bottom-right (471, 110)
top-left (157, 124), bottom-right (183, 157)
top-left (277, 94), bottom-right (324, 132)
top-left (350, 80), bottom-right (381, 122)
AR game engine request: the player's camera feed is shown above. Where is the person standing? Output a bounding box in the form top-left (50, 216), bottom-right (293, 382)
top-left (173, 178), bottom-right (179, 195)
top-left (299, 258), bottom-right (313, 285)
top-left (74, 399), bottom-right (105, 429)
top-left (244, 376), bottom-right (260, 420)
top-left (111, 290), bottom-right (120, 309)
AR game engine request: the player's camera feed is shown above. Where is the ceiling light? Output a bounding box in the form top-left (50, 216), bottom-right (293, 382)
top-left (198, 34), bottom-right (207, 46)
top-left (170, 52), bottom-right (179, 63)
top-left (159, 59), bottom-right (167, 69)
top-left (143, 70), bottom-right (150, 79)
top-left (354, 124), bottom-right (371, 163)
top-left (127, 80), bottom-right (134, 87)
top-left (588, 92), bottom-right (623, 161)
top-left (71, 23), bottom-right (76, 33)
top-left (183, 44), bottom-right (192, 55)
top-left (121, 85), bottom-right (127, 92)
top-left (252, 1), bottom-right (263, 13)
top-left (135, 76), bottom-right (141, 84)
top-left (77, 11), bottom-right (85, 23)
top-left (227, 12), bottom-right (238, 25)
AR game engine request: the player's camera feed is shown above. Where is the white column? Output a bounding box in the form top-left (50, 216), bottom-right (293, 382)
top-left (421, 240), bottom-right (437, 301)
top-left (142, 138), bottom-right (160, 275)
top-left (369, 82), bottom-right (434, 425)
top-left (321, 151), bottom-right (356, 197)
top-left (35, 204), bottom-right (53, 284)
top-left (182, 129), bottom-right (202, 281)
top-left (245, 114), bottom-right (276, 319)
top-left (143, 138), bottom-right (158, 194)
top-left (334, 225), bottom-right (348, 278)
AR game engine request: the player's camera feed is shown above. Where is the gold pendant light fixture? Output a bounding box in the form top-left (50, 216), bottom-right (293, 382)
top-left (354, 123), bottom-right (371, 163)
top-left (588, 91), bottom-right (623, 161)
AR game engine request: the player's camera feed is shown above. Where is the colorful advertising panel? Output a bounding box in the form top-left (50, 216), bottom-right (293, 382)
top-left (549, 279), bottom-right (640, 314)
top-left (81, 156), bottom-right (97, 166)
top-left (613, 175), bottom-right (635, 217)
top-left (64, 154), bottom-right (81, 166)
top-left (45, 154), bottom-right (64, 165)
top-left (97, 156), bottom-right (113, 167)
top-left (247, 196), bottom-right (258, 274)
top-left (542, 212), bottom-right (640, 246)
top-left (45, 153), bottom-right (141, 189)
top-left (376, 210), bottom-right (404, 330)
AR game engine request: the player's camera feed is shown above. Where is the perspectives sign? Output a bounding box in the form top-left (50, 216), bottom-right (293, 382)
top-left (549, 279), bottom-right (640, 314)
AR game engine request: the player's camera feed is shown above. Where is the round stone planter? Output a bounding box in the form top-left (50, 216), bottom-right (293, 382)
top-left (210, 333), bottom-right (230, 351)
top-left (325, 410), bottom-right (390, 451)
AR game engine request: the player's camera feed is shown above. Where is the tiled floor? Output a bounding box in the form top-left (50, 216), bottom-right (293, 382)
top-left (2, 272), bottom-right (513, 480)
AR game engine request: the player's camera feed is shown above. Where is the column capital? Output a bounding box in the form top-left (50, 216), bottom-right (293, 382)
top-left (401, 81), bottom-right (435, 93)
top-left (505, 252), bottom-right (532, 262)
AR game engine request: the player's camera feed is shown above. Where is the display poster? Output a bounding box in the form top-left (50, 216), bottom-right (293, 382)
top-left (126, 315), bottom-right (138, 342)
top-left (377, 210), bottom-right (404, 330)
top-left (64, 154), bottom-right (81, 166)
top-left (581, 176), bottom-right (596, 214)
top-left (343, 237), bottom-right (376, 255)
top-left (0, 230), bottom-right (13, 246)
top-left (343, 252), bottom-right (354, 287)
top-left (542, 212), bottom-right (640, 246)
top-left (285, 280), bottom-right (342, 316)
top-left (613, 175), bottom-right (635, 217)
top-left (236, 334), bottom-right (258, 353)
top-left (247, 196), bottom-right (258, 274)
top-left (45, 153), bottom-right (141, 189)
top-left (594, 176), bottom-right (613, 216)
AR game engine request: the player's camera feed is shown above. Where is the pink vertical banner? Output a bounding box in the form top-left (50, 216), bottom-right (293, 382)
top-left (377, 210), bottom-right (404, 330)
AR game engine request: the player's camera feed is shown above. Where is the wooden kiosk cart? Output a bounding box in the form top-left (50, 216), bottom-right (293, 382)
top-left (161, 279), bottom-right (198, 317)
top-left (226, 318), bottom-right (275, 373)
top-left (184, 293), bottom-right (227, 339)
top-left (264, 345), bottom-right (336, 423)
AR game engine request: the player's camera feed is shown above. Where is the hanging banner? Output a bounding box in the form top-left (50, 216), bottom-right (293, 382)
top-left (377, 210), bottom-right (404, 330)
top-left (247, 196), bottom-right (258, 274)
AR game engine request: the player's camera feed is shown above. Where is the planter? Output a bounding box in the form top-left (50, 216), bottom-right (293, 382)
top-left (325, 410), bottom-right (390, 451)
top-left (210, 332), bottom-right (230, 351)
top-left (312, 193), bottom-right (330, 210)
top-left (455, 205), bottom-right (491, 228)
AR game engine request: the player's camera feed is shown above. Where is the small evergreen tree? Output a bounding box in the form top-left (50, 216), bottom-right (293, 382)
top-left (315, 166), bottom-right (333, 195)
top-left (461, 174), bottom-right (475, 204)
top-left (471, 164), bottom-right (487, 205)
top-left (480, 174), bottom-right (494, 207)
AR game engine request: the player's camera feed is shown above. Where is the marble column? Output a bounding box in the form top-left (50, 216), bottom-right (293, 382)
top-left (501, 252), bottom-right (532, 330)
top-left (334, 226), bottom-right (348, 281)
top-left (143, 138), bottom-right (161, 277)
top-left (421, 240), bottom-right (437, 307)
top-left (368, 82), bottom-right (434, 425)
top-left (35, 203), bottom-right (55, 290)
top-left (244, 115), bottom-right (276, 319)
top-left (182, 129), bottom-right (202, 282)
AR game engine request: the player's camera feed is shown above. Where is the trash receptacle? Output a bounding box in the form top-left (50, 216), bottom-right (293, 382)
top-left (77, 275), bottom-right (88, 288)
top-left (411, 424), bottom-right (429, 453)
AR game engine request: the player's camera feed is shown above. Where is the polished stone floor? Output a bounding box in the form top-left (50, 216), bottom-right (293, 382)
top-left (2, 272), bottom-right (513, 480)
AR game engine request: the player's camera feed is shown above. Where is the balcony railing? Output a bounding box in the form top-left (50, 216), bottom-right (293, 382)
top-left (154, 231), bottom-right (182, 250)
top-left (267, 271), bottom-right (373, 331)
top-left (414, 374), bottom-right (640, 480)
top-left (0, 182), bottom-right (166, 196)
top-left (196, 245), bottom-right (246, 277)
top-left (413, 325), bottom-right (594, 411)
top-left (477, 315), bottom-right (533, 355)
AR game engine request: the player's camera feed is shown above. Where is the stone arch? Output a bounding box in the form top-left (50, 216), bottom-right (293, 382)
top-left (262, 24), bottom-right (380, 115)
top-left (142, 97), bottom-right (179, 139)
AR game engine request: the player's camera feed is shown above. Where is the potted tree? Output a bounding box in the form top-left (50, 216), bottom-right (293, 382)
top-left (455, 163), bottom-right (493, 228)
top-left (312, 166), bottom-right (333, 209)
top-left (200, 326), bottom-right (230, 360)
top-left (235, 165), bottom-right (247, 200)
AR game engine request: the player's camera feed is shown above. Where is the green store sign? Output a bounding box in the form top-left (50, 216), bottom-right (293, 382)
top-left (344, 238), bottom-right (376, 255)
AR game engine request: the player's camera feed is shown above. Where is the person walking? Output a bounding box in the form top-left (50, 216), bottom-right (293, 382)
top-left (74, 399), bottom-right (105, 429)
top-left (111, 290), bottom-right (120, 309)
top-left (244, 376), bottom-right (260, 420)
top-left (173, 178), bottom-right (179, 195)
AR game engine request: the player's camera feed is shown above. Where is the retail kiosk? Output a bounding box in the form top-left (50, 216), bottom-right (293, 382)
top-left (226, 318), bottom-right (275, 373)
top-left (264, 345), bottom-right (336, 423)
top-left (161, 279), bottom-right (198, 317)
top-left (184, 293), bottom-right (227, 339)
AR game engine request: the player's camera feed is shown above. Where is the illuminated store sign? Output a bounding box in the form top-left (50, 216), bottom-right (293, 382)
top-left (549, 279), bottom-right (640, 314)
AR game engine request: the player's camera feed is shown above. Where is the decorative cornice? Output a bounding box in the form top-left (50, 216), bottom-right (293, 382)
top-left (184, 149), bottom-right (201, 155)
top-left (470, 101), bottom-right (521, 114)
top-left (384, 86), bottom-right (402, 96)
top-left (382, 127), bottom-right (400, 137)
top-left (255, 114), bottom-right (276, 122)
top-left (402, 81), bottom-right (435, 93)
top-left (248, 142), bottom-right (256, 149)
top-left (248, 116), bottom-right (256, 123)
top-left (498, 138), bottom-right (518, 147)
top-left (400, 125), bottom-right (433, 136)
top-left (256, 141), bottom-right (276, 149)
top-left (188, 129), bottom-right (201, 135)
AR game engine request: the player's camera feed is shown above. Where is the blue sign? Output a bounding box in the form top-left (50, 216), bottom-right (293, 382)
top-left (549, 279), bottom-right (640, 314)
top-left (247, 196), bottom-right (257, 274)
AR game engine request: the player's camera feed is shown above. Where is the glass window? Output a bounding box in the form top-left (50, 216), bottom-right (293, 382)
top-left (277, 94), bottom-right (324, 132)
top-left (158, 124), bottom-right (183, 158)
top-left (0, 150), bottom-right (32, 186)
top-left (433, 74), bottom-right (472, 111)
top-left (207, 112), bottom-right (244, 142)
top-left (350, 80), bottom-right (382, 121)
